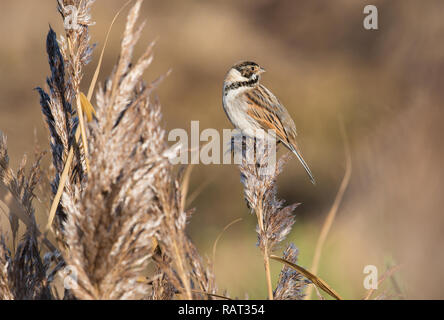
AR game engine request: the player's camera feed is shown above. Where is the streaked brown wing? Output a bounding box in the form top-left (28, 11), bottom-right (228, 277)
top-left (244, 85), bottom-right (296, 146)
top-left (244, 85), bottom-right (316, 184)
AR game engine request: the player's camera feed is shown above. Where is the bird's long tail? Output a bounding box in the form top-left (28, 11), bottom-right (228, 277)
top-left (289, 144), bottom-right (316, 185)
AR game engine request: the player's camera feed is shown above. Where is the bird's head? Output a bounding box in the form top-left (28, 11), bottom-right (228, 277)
top-left (225, 61), bottom-right (266, 84)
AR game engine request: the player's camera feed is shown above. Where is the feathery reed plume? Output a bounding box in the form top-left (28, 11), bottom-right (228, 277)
top-left (36, 27), bottom-right (82, 237)
top-left (57, 0), bottom-right (96, 168)
top-left (59, 0), bottom-right (165, 300)
top-left (0, 0), bottom-right (405, 302)
top-left (0, 132), bottom-right (56, 299)
top-left (57, 0), bottom-right (96, 92)
top-left (186, 237), bottom-right (217, 297)
top-left (0, 134), bottom-right (44, 245)
top-left (34, 0), bottom-right (217, 300)
top-left (150, 257), bottom-right (176, 300)
top-left (0, 239), bottom-right (13, 300)
top-left (151, 164), bottom-right (217, 299)
top-left (273, 243), bottom-right (306, 300)
top-left (238, 137), bottom-right (299, 299)
top-left (8, 229), bottom-right (53, 300)
top-left (37, 0), bottom-right (96, 239)
top-left (55, 0), bottom-right (214, 300)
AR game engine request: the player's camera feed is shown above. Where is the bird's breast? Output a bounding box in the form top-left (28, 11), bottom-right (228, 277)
top-left (222, 86), bottom-right (266, 138)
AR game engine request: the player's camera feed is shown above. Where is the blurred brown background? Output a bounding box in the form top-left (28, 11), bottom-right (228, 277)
top-left (1, 0), bottom-right (444, 299)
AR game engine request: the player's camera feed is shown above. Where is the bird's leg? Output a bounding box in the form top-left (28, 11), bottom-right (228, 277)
top-left (253, 137), bottom-right (259, 167)
top-left (241, 135), bottom-right (247, 159)
top-left (230, 135), bottom-right (235, 160)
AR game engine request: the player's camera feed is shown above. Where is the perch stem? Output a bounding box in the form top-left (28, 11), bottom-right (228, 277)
top-left (257, 204), bottom-right (273, 300)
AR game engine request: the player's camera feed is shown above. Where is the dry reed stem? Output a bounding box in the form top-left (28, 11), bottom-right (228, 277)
top-left (238, 137), bottom-right (299, 300)
top-left (305, 119), bottom-right (352, 300)
top-left (257, 204), bottom-right (273, 300)
top-left (270, 255), bottom-right (342, 300)
top-left (212, 218), bottom-right (243, 266)
top-left (363, 264), bottom-right (402, 300)
top-left (45, 128), bottom-right (79, 233)
top-left (75, 93), bottom-right (90, 171)
top-left (186, 176), bottom-right (213, 207)
top-left (86, 0), bottom-right (133, 101)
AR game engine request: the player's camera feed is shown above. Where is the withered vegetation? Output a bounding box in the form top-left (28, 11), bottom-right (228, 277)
top-left (0, 0), bottom-right (319, 300)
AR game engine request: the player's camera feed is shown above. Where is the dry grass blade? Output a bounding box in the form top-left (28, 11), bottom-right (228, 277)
top-left (273, 243), bottom-right (306, 300)
top-left (186, 176), bottom-right (213, 207)
top-left (80, 92), bottom-right (96, 122)
top-left (189, 289), bottom-right (231, 300)
top-left (44, 128), bottom-right (79, 234)
top-left (212, 218), bottom-right (243, 266)
top-left (363, 264), bottom-right (402, 300)
top-left (182, 139), bottom-right (217, 208)
top-left (1, 192), bottom-right (56, 252)
top-left (270, 255), bottom-right (343, 300)
top-left (75, 93), bottom-right (90, 172)
top-left (176, 137), bottom-right (216, 209)
top-left (305, 118), bottom-right (352, 300)
top-left (180, 165), bottom-right (193, 211)
top-left (87, 0), bottom-right (133, 101)
top-left (191, 290), bottom-right (232, 300)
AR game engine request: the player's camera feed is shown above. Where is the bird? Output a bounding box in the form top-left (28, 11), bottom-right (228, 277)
top-left (222, 60), bottom-right (315, 184)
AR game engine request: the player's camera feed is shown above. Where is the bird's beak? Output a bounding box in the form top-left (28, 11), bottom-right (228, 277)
top-left (259, 67), bottom-right (266, 74)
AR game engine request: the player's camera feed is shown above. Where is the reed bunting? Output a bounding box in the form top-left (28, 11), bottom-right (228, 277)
top-left (222, 61), bottom-right (315, 184)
